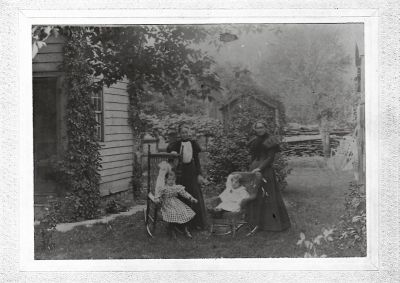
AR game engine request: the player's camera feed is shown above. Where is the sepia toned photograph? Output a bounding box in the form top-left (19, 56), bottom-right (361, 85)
top-left (32, 23), bottom-right (366, 260)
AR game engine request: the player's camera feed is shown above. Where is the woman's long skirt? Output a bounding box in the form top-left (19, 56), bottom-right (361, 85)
top-left (176, 161), bottom-right (207, 229)
top-left (246, 165), bottom-right (291, 231)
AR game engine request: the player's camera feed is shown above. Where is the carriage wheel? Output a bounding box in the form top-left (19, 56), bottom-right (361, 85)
top-left (245, 225), bottom-right (259, 237)
top-left (211, 223), bottom-right (250, 237)
top-left (143, 207), bottom-right (147, 222)
top-left (146, 216), bottom-right (158, 237)
top-left (236, 223), bottom-right (245, 231)
top-left (146, 223), bottom-right (155, 237)
top-left (210, 224), bottom-right (233, 236)
top-left (145, 203), bottom-right (158, 237)
top-left (143, 207), bottom-right (153, 237)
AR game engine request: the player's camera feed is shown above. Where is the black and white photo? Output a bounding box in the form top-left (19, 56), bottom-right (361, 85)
top-left (32, 22), bottom-right (367, 260)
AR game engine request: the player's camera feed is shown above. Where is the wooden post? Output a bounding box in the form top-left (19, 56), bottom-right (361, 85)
top-left (147, 144), bottom-right (151, 196)
top-left (145, 144), bottom-right (151, 225)
top-left (274, 108), bottom-right (280, 135)
top-left (320, 114), bottom-right (331, 158)
top-left (357, 103), bottom-right (365, 186)
top-left (355, 44), bottom-right (365, 188)
top-left (321, 131), bottom-right (330, 158)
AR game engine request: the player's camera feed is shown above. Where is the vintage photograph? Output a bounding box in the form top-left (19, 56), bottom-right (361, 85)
top-left (32, 23), bottom-right (365, 259)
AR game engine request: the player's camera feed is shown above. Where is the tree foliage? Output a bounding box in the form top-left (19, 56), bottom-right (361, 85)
top-left (32, 26), bottom-right (59, 59)
top-left (254, 25), bottom-right (356, 126)
top-left (139, 88), bottom-right (210, 117)
top-left (141, 113), bottom-right (222, 141)
top-left (59, 25), bottom-right (222, 137)
top-left (59, 26), bottom-right (220, 92)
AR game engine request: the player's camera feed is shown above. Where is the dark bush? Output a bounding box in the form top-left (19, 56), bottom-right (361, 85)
top-left (105, 199), bottom-right (129, 214)
top-left (130, 153), bottom-right (143, 198)
top-left (207, 101), bottom-right (291, 191)
top-left (335, 182), bottom-right (366, 256)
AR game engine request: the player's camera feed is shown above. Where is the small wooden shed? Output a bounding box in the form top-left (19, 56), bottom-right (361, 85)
top-left (219, 93), bottom-right (281, 131)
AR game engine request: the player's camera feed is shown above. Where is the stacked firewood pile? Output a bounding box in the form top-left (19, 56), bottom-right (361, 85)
top-left (282, 137), bottom-right (341, 157)
top-left (282, 125), bottom-right (351, 157)
top-left (284, 128), bottom-right (319, 136)
top-left (284, 127), bottom-right (351, 137)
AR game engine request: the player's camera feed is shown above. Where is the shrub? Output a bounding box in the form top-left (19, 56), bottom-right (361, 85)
top-left (34, 196), bottom-right (81, 251)
top-left (207, 128), bottom-right (250, 188)
top-left (296, 228), bottom-right (335, 258)
top-left (294, 182), bottom-right (367, 257)
top-left (105, 199), bottom-right (129, 214)
top-left (335, 182), bottom-right (366, 256)
top-left (207, 101), bottom-right (291, 191)
top-left (130, 153), bottom-right (143, 198)
top-left (35, 204), bottom-right (59, 252)
top-left (47, 194), bottom-right (97, 223)
top-left (140, 113), bottom-right (222, 140)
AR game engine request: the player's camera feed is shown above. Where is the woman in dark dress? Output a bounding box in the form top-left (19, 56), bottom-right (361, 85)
top-left (167, 123), bottom-right (208, 230)
top-left (246, 120), bottom-right (291, 232)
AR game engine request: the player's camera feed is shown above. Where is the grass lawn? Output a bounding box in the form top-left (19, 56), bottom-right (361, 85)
top-left (35, 156), bottom-right (360, 259)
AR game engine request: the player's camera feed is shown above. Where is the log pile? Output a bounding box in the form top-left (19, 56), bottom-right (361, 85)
top-left (282, 125), bottom-right (351, 157)
top-left (284, 129), bottom-right (319, 136)
top-left (284, 128), bottom-right (351, 137)
top-left (282, 137), bottom-right (341, 157)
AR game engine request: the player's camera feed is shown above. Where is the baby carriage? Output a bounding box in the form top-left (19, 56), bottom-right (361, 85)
top-left (209, 172), bottom-right (266, 237)
top-left (143, 145), bottom-right (181, 237)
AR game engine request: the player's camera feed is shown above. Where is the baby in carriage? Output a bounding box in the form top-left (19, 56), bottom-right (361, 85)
top-left (210, 173), bottom-right (253, 218)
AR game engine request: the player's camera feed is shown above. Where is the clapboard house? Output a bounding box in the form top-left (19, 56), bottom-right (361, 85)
top-left (33, 35), bottom-right (137, 203)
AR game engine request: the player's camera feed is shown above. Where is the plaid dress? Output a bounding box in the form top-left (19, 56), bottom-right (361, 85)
top-left (158, 185), bottom-right (196, 224)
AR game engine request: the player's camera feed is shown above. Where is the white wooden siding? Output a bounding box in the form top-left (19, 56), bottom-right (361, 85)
top-left (32, 35), bottom-right (65, 75)
top-left (99, 78), bottom-right (135, 196)
top-left (33, 35), bottom-right (136, 196)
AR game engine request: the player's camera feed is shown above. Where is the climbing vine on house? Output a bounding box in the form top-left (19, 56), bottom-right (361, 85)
top-left (55, 28), bottom-right (103, 221)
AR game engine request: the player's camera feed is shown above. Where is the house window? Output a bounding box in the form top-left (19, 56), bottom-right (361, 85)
top-left (91, 89), bottom-right (104, 142)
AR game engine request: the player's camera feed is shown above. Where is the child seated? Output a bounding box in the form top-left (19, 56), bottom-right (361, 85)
top-left (155, 171), bottom-right (198, 239)
top-left (211, 174), bottom-right (251, 218)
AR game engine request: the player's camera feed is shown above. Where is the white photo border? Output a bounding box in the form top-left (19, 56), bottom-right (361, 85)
top-left (19, 9), bottom-right (379, 272)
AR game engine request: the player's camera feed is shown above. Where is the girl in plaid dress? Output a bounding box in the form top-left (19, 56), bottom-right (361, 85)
top-left (155, 171), bottom-right (197, 239)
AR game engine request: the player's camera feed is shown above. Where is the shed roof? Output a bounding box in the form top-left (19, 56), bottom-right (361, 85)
top-left (219, 93), bottom-right (279, 111)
